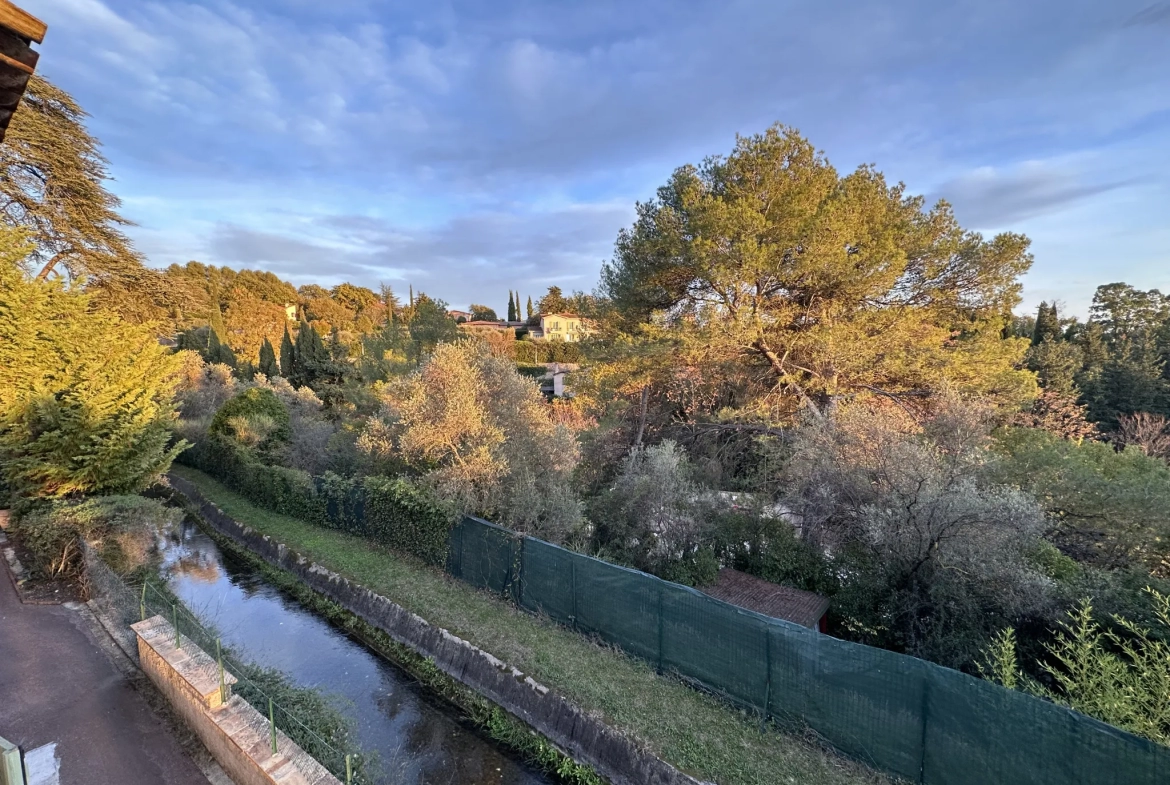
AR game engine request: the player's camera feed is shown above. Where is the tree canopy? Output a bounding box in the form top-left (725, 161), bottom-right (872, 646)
top-left (0, 226), bottom-right (186, 496)
top-left (600, 124), bottom-right (1037, 420)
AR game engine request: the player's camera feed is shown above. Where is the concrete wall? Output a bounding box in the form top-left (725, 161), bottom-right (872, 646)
top-left (167, 473), bottom-right (708, 785)
top-left (131, 615), bottom-right (340, 785)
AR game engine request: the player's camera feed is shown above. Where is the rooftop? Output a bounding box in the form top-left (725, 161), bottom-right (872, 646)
top-left (700, 568), bottom-right (830, 629)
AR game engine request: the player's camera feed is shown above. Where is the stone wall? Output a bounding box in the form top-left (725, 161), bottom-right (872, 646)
top-left (132, 615), bottom-right (340, 785)
top-left (167, 473), bottom-right (708, 785)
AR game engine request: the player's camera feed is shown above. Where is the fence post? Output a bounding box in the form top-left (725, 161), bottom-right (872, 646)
top-left (269, 698), bottom-right (277, 755)
top-left (216, 638), bottom-right (226, 704)
top-left (656, 582), bottom-right (664, 674)
top-left (570, 557), bottom-right (577, 629)
top-left (346, 754), bottom-right (352, 784)
top-left (173, 604), bottom-right (180, 649)
top-left (761, 627), bottom-right (772, 733)
top-left (918, 676), bottom-right (930, 784)
top-left (139, 582), bottom-right (147, 621)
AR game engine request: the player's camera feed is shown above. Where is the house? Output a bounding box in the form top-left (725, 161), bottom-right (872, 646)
top-left (536, 313), bottom-right (594, 342)
top-left (0, 1), bottom-right (46, 144)
top-left (700, 568), bottom-right (830, 632)
top-left (284, 303), bottom-right (297, 321)
top-left (448, 309), bottom-right (473, 322)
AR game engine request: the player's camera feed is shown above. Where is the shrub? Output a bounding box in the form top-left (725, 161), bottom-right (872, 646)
top-left (992, 427), bottom-right (1170, 573)
top-left (11, 495), bottom-right (181, 578)
top-left (209, 387), bottom-right (291, 457)
top-left (363, 476), bottom-right (455, 566)
top-left (781, 398), bottom-right (1055, 668)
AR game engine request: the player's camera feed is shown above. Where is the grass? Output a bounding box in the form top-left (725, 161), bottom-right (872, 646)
top-left (171, 465), bottom-right (893, 785)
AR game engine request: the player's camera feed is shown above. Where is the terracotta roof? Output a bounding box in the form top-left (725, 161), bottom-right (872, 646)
top-left (701, 568), bottom-right (829, 629)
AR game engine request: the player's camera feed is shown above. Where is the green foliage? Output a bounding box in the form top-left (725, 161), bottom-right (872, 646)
top-left (526, 295), bottom-right (534, 320)
top-left (408, 293), bottom-right (459, 356)
top-left (258, 337), bottom-right (279, 377)
top-left (537, 286), bottom-right (570, 316)
top-left (209, 387), bottom-right (291, 457)
top-left (0, 228), bottom-right (187, 497)
top-left (984, 594), bottom-right (1170, 746)
top-left (363, 476), bottom-right (456, 566)
top-left (279, 326), bottom-right (295, 379)
top-left (507, 292), bottom-right (517, 322)
top-left (600, 123), bottom-right (1037, 420)
top-left (992, 427), bottom-right (1170, 572)
top-left (10, 495), bottom-right (180, 578)
top-left (713, 510), bottom-right (838, 596)
top-left (470, 303), bottom-right (498, 321)
top-left (1032, 301), bottom-right (1061, 345)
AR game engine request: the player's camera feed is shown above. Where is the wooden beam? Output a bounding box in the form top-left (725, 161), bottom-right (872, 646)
top-left (0, 0), bottom-right (45, 44)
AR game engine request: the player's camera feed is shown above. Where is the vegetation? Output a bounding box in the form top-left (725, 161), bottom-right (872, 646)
top-left (10, 495), bottom-right (180, 578)
top-left (172, 465), bottom-right (890, 785)
top-left (0, 226), bottom-right (186, 497)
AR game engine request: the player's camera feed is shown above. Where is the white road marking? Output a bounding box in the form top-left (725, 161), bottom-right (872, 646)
top-left (24, 742), bottom-right (60, 785)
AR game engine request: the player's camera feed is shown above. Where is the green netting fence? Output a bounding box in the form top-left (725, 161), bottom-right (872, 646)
top-left (446, 516), bottom-right (1170, 785)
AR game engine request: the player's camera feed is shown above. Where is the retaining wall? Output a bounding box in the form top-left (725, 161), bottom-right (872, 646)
top-left (132, 614), bottom-right (340, 785)
top-left (167, 473), bottom-right (707, 785)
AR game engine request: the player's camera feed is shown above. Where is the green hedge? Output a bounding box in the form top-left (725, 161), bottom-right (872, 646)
top-left (176, 438), bottom-right (453, 566)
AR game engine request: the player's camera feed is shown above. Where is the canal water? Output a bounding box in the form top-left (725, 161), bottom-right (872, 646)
top-left (156, 516), bottom-right (551, 785)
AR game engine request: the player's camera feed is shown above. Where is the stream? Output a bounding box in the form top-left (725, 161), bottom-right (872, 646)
top-left (155, 516), bottom-right (552, 785)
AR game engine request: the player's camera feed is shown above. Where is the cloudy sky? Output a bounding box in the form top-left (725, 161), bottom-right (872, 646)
top-left (21, 0), bottom-right (1170, 315)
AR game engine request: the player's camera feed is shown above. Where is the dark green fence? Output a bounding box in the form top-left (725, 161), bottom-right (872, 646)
top-left (176, 454), bottom-right (1170, 785)
top-left (447, 516), bottom-right (1170, 785)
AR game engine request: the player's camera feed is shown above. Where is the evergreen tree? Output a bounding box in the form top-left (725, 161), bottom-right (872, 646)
top-left (0, 226), bottom-right (186, 496)
top-left (291, 319), bottom-right (331, 388)
top-left (279, 326), bottom-right (295, 380)
top-left (526, 295), bottom-right (534, 320)
top-left (258, 337), bottom-right (279, 377)
top-left (507, 291), bottom-right (517, 322)
top-left (1032, 302), bottom-right (1060, 345)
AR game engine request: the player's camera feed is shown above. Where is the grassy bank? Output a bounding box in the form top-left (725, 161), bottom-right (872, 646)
top-left (171, 465), bottom-right (892, 785)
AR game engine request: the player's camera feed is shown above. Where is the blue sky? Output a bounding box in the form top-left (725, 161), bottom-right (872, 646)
top-left (22, 0), bottom-right (1170, 316)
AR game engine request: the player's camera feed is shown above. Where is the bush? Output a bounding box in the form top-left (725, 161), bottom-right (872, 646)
top-left (209, 387), bottom-right (291, 458)
top-left (992, 427), bottom-right (1170, 572)
top-left (363, 476), bottom-right (455, 566)
top-left (11, 495), bottom-right (181, 578)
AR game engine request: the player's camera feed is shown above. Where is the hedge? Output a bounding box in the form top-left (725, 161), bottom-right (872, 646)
top-left (175, 438), bottom-right (454, 566)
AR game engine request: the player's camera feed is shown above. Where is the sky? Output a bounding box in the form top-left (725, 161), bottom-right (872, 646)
top-left (20, 0), bottom-right (1170, 316)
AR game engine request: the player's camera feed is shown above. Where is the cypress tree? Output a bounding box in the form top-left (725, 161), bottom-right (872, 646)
top-left (279, 326), bottom-right (295, 379)
top-left (526, 295), bottom-right (533, 320)
top-left (258, 337), bottom-right (279, 377)
top-left (507, 291), bottom-right (516, 322)
top-left (1033, 301), bottom-right (1060, 345)
top-left (207, 327), bottom-right (224, 364)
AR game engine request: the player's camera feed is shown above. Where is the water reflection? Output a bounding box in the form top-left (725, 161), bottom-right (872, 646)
top-left (157, 518), bottom-right (548, 785)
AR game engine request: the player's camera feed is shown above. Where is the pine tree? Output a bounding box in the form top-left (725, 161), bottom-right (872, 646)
top-left (279, 326), bottom-right (295, 380)
top-left (1033, 302), bottom-right (1060, 345)
top-left (258, 337), bottom-right (279, 378)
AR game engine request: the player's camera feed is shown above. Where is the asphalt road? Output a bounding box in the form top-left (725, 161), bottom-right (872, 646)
top-left (0, 564), bottom-right (211, 785)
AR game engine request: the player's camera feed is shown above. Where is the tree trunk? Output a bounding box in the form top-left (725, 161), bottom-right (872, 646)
top-left (633, 385), bottom-right (650, 447)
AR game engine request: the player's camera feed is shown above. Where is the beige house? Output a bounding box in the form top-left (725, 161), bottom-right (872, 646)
top-left (284, 303), bottom-right (298, 321)
top-left (536, 313), bottom-right (594, 342)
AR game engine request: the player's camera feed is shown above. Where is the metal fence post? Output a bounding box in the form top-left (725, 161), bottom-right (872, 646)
top-left (216, 638), bottom-right (226, 704)
top-left (656, 582), bottom-right (664, 674)
top-left (173, 604), bottom-right (180, 649)
top-left (346, 754), bottom-right (352, 784)
top-left (269, 698), bottom-right (277, 755)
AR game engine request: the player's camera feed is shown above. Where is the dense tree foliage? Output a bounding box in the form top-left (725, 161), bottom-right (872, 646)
top-left (601, 125), bottom-right (1036, 420)
top-left (0, 227), bottom-right (185, 496)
